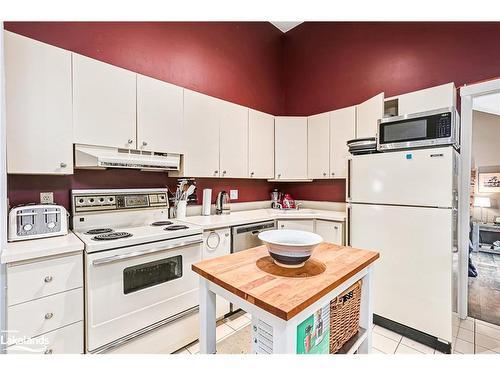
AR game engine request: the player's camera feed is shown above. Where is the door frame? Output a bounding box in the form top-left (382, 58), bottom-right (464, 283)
top-left (458, 78), bottom-right (500, 319)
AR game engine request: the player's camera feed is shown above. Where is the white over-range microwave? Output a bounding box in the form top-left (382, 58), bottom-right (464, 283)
top-left (377, 107), bottom-right (460, 152)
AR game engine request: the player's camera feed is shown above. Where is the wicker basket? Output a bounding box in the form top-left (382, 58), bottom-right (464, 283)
top-left (329, 280), bottom-right (362, 353)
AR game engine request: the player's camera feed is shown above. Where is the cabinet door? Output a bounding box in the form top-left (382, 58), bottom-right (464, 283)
top-left (73, 54), bottom-right (136, 149)
top-left (307, 112), bottom-right (330, 179)
top-left (277, 220), bottom-right (314, 232)
top-left (137, 74), bottom-right (184, 154)
top-left (248, 109), bottom-right (274, 179)
top-left (182, 90), bottom-right (221, 177)
top-left (315, 220), bottom-right (344, 245)
top-left (330, 106), bottom-right (356, 178)
top-left (397, 83), bottom-right (456, 116)
top-left (356, 92), bottom-right (384, 138)
top-left (5, 31), bottom-right (73, 174)
top-left (220, 101), bottom-right (248, 178)
top-left (275, 117), bottom-right (308, 180)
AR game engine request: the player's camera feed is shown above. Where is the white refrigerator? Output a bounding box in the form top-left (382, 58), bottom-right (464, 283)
top-left (347, 146), bottom-right (458, 344)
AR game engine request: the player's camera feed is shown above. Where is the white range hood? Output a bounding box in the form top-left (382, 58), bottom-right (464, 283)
top-left (75, 144), bottom-right (180, 171)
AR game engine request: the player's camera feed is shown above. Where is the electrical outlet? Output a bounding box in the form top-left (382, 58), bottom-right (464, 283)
top-left (40, 192), bottom-right (54, 204)
top-left (230, 189), bottom-right (238, 200)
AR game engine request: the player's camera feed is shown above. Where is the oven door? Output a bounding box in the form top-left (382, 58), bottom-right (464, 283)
top-left (85, 235), bottom-right (202, 352)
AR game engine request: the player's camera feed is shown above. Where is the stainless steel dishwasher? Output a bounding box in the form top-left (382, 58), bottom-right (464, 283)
top-left (231, 220), bottom-right (276, 253)
top-left (230, 220), bottom-right (276, 313)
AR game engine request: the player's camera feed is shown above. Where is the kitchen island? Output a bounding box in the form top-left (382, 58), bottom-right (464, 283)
top-left (192, 242), bottom-right (379, 354)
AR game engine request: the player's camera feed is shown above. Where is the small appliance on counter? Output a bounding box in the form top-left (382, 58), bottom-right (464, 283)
top-left (8, 204), bottom-right (68, 242)
top-left (281, 193), bottom-right (296, 209)
top-left (270, 189), bottom-right (282, 209)
top-left (347, 137), bottom-right (378, 155)
top-left (202, 188), bottom-right (212, 216)
top-left (215, 191), bottom-right (230, 215)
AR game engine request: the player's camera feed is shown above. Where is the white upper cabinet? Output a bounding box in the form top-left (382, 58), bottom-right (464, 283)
top-left (248, 109), bottom-right (274, 179)
top-left (219, 101), bottom-right (248, 178)
top-left (397, 82), bottom-right (456, 116)
top-left (5, 31), bottom-right (73, 174)
top-left (181, 90), bottom-right (221, 178)
top-left (330, 106), bottom-right (356, 178)
top-left (137, 74), bottom-right (184, 154)
top-left (73, 54), bottom-right (136, 149)
top-left (275, 117), bottom-right (308, 180)
top-left (307, 112), bottom-right (330, 179)
top-left (356, 92), bottom-right (384, 138)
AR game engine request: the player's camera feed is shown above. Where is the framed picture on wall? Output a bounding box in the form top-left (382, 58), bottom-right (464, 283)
top-left (478, 172), bottom-right (500, 193)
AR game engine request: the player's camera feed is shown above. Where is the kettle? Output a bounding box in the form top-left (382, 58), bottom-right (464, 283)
top-left (281, 193), bottom-right (296, 209)
top-left (215, 191), bottom-right (230, 215)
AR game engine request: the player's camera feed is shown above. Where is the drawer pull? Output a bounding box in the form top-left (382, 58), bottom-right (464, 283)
top-left (44, 349), bottom-right (53, 354)
top-left (44, 276), bottom-right (53, 283)
top-left (45, 312), bottom-right (54, 320)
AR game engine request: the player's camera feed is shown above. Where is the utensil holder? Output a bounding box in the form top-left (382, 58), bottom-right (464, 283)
top-left (176, 201), bottom-right (187, 219)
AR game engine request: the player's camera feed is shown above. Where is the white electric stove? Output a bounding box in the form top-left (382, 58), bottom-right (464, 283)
top-left (71, 188), bottom-right (203, 353)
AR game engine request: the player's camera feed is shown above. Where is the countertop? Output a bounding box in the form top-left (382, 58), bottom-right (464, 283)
top-left (180, 208), bottom-right (346, 230)
top-left (1, 231), bottom-right (84, 264)
top-left (192, 243), bottom-right (379, 320)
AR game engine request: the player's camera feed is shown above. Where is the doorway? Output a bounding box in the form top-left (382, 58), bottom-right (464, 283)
top-left (460, 81), bottom-right (500, 327)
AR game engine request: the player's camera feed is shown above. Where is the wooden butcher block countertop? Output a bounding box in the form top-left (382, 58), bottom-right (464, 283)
top-left (192, 243), bottom-right (379, 321)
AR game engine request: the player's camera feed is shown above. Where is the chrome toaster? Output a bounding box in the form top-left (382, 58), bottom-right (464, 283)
top-left (8, 204), bottom-right (68, 242)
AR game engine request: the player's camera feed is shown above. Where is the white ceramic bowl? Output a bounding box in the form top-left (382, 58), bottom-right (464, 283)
top-left (258, 229), bottom-right (323, 268)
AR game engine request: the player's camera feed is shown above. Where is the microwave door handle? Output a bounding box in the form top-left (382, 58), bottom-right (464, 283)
top-left (92, 238), bottom-right (203, 266)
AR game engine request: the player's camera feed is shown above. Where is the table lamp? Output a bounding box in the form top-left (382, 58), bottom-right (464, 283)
top-left (473, 196), bottom-right (491, 223)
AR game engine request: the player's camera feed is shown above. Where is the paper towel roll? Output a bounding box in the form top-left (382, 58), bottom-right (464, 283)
top-left (202, 189), bottom-right (212, 216)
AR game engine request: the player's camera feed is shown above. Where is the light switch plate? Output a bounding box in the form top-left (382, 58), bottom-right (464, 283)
top-left (230, 189), bottom-right (238, 200)
top-left (40, 192), bottom-right (54, 204)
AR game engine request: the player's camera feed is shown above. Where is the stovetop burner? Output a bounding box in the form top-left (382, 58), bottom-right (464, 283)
top-left (164, 225), bottom-right (189, 231)
top-left (85, 228), bottom-right (114, 235)
top-left (151, 221), bottom-right (174, 226)
top-left (92, 232), bottom-right (133, 241)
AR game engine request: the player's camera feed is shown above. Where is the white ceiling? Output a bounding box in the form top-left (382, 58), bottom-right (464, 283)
top-left (270, 22), bottom-right (303, 33)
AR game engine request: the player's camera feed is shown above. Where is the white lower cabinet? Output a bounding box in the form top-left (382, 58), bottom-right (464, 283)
top-left (7, 321), bottom-right (84, 355)
top-left (314, 220), bottom-right (344, 245)
top-left (6, 253), bottom-right (84, 354)
top-left (277, 220), bottom-right (314, 232)
top-left (202, 228), bottom-right (231, 319)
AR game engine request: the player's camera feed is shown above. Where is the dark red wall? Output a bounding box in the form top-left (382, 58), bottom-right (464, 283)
top-left (283, 22), bottom-right (500, 115)
top-left (5, 22), bottom-right (284, 115)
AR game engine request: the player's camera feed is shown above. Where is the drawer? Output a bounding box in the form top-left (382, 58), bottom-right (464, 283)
top-left (7, 321), bottom-right (84, 354)
top-left (8, 288), bottom-right (83, 340)
top-left (7, 253), bottom-right (83, 306)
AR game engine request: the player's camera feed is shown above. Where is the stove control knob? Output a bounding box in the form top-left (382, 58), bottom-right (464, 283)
top-left (23, 224), bottom-right (33, 231)
top-left (47, 222), bottom-right (56, 229)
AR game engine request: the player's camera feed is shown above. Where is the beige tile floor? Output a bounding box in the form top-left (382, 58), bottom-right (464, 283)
top-left (175, 311), bottom-right (500, 355)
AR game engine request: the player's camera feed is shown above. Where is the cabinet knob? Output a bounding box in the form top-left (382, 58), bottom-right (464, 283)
top-left (250, 172), bottom-right (254, 177)
top-left (331, 172), bottom-right (335, 176)
top-left (277, 174), bottom-right (281, 179)
top-left (222, 170), bottom-right (227, 175)
top-left (44, 276), bottom-right (53, 283)
top-left (60, 162), bottom-right (67, 168)
top-left (44, 349), bottom-right (53, 355)
top-left (214, 170), bottom-right (218, 175)
top-left (44, 312), bottom-right (54, 320)
top-left (280, 224), bottom-right (285, 228)
top-left (142, 141), bottom-right (148, 147)
top-left (323, 172), bottom-right (327, 177)
top-left (128, 139), bottom-right (133, 144)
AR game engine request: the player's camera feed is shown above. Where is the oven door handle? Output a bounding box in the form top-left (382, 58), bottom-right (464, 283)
top-left (91, 238), bottom-right (203, 266)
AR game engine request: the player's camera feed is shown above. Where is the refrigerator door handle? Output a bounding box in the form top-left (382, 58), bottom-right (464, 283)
top-left (347, 203), bottom-right (352, 246)
top-left (347, 158), bottom-right (352, 202)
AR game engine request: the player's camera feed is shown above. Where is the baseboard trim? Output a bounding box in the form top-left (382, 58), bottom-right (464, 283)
top-left (373, 314), bottom-right (452, 354)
